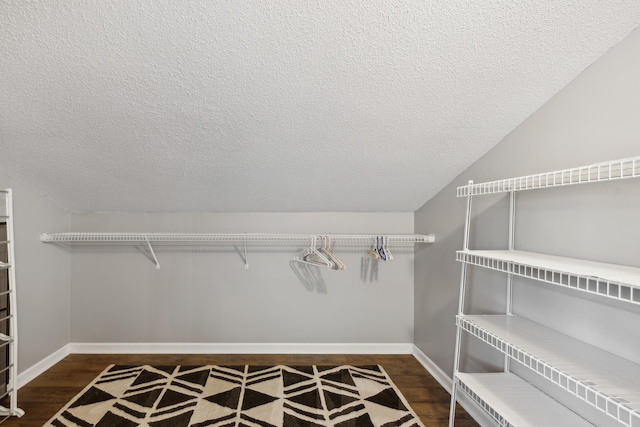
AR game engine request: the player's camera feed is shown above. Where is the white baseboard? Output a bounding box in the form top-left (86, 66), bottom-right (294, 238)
top-left (18, 344), bottom-right (71, 389)
top-left (67, 342), bottom-right (415, 354)
top-left (411, 344), bottom-right (453, 392)
top-left (17, 342), bottom-right (412, 389)
top-left (412, 345), bottom-right (493, 427)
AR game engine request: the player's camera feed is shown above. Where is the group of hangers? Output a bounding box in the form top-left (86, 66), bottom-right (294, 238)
top-left (367, 236), bottom-right (393, 261)
top-left (293, 235), bottom-right (394, 270)
top-left (293, 235), bottom-right (346, 270)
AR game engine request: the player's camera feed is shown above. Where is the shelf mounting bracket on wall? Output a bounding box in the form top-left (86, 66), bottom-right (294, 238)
top-left (243, 238), bottom-right (249, 270)
top-left (144, 236), bottom-right (160, 269)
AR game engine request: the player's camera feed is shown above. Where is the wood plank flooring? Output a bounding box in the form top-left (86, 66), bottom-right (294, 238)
top-left (2, 354), bottom-right (479, 426)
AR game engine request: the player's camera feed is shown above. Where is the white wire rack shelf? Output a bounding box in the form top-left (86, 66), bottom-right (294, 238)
top-left (0, 189), bottom-right (23, 420)
top-left (40, 232), bottom-right (434, 245)
top-left (457, 315), bottom-right (640, 427)
top-left (456, 250), bottom-right (640, 306)
top-left (456, 372), bottom-right (593, 427)
top-left (457, 156), bottom-right (640, 197)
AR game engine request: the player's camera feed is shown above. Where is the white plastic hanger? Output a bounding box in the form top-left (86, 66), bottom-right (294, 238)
top-left (383, 236), bottom-right (393, 261)
top-left (293, 236), bottom-right (333, 269)
top-left (320, 235), bottom-right (346, 270)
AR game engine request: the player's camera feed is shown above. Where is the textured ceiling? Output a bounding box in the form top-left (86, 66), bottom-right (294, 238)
top-left (1, 1), bottom-right (639, 213)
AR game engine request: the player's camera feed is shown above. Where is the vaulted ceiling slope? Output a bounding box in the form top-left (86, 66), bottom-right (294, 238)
top-left (1, 1), bottom-right (638, 213)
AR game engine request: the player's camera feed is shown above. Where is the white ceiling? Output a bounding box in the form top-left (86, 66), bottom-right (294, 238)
top-left (1, 1), bottom-right (639, 213)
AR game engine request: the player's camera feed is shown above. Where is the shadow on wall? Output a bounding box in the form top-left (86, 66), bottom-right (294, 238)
top-left (360, 255), bottom-right (379, 283)
top-left (289, 255), bottom-right (382, 293)
top-left (290, 261), bottom-right (327, 293)
top-left (65, 244), bottom-right (408, 294)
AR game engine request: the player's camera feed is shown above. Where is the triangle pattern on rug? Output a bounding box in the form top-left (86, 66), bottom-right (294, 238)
top-left (352, 375), bottom-right (391, 401)
top-left (288, 366), bottom-right (315, 375)
top-left (221, 365), bottom-right (246, 374)
top-left (176, 369), bottom-right (211, 387)
top-left (205, 386), bottom-right (242, 409)
top-left (282, 370), bottom-right (313, 388)
top-left (242, 388), bottom-right (279, 411)
top-left (64, 401), bottom-right (116, 427)
top-left (190, 398), bottom-right (236, 425)
top-left (246, 375), bottom-right (283, 399)
top-left (149, 410), bottom-right (194, 427)
top-left (243, 396), bottom-right (283, 426)
top-left (334, 412), bottom-right (375, 427)
top-left (123, 388), bottom-right (164, 408)
top-left (94, 410), bottom-right (140, 427)
top-left (43, 364), bottom-right (425, 427)
top-left (321, 368), bottom-right (356, 388)
top-left (240, 412), bottom-right (279, 427)
top-left (69, 386), bottom-right (116, 408)
top-left (205, 375), bottom-right (242, 395)
top-left (248, 365), bottom-right (275, 374)
top-left (366, 387), bottom-right (408, 411)
top-left (283, 412), bottom-right (325, 427)
top-left (131, 369), bottom-right (169, 387)
top-left (96, 376), bottom-right (141, 398)
top-left (323, 390), bottom-right (359, 411)
top-left (154, 366), bottom-right (179, 374)
top-left (287, 388), bottom-right (323, 410)
top-left (362, 400), bottom-right (415, 427)
top-left (157, 389), bottom-right (197, 409)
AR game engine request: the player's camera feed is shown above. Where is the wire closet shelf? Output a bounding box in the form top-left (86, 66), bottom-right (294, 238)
top-left (40, 232), bottom-right (434, 244)
top-left (455, 373), bottom-right (594, 427)
top-left (457, 156), bottom-right (640, 197)
top-left (456, 250), bottom-right (640, 306)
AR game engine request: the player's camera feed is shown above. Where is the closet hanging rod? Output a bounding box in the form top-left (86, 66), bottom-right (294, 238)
top-left (40, 232), bottom-right (435, 244)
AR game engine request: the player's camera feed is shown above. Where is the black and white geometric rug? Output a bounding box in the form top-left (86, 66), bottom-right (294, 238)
top-left (45, 365), bottom-right (425, 427)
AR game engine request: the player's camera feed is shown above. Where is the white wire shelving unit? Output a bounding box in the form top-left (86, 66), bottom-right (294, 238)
top-left (448, 156), bottom-right (640, 427)
top-left (0, 190), bottom-right (24, 422)
top-left (40, 232), bottom-right (434, 269)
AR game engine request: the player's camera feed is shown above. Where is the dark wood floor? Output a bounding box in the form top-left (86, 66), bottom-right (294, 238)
top-left (3, 354), bottom-right (478, 426)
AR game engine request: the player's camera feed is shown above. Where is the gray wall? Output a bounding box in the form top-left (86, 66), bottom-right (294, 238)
top-left (69, 212), bottom-right (415, 344)
top-left (0, 174), bottom-right (70, 373)
top-left (414, 26), bottom-right (640, 425)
